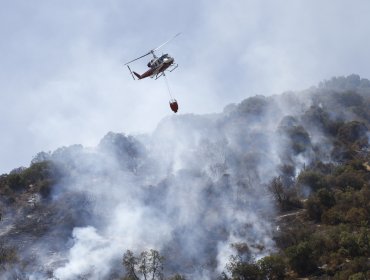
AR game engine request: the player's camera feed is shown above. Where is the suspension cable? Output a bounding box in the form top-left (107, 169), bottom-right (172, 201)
top-left (163, 74), bottom-right (174, 100)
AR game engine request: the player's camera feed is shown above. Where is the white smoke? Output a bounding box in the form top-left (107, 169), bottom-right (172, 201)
top-left (6, 76), bottom-right (369, 279)
top-left (46, 108), bottom-right (285, 279)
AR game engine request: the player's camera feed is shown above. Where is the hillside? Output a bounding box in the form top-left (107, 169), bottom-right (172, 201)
top-left (0, 74), bottom-right (369, 279)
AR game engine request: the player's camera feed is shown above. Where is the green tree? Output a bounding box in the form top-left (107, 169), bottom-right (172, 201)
top-left (306, 196), bottom-right (323, 222)
top-left (297, 170), bottom-right (326, 192)
top-left (336, 172), bottom-right (365, 190)
top-left (286, 241), bottom-right (316, 276)
top-left (268, 177), bottom-right (302, 211)
top-left (139, 249), bottom-right (164, 280)
top-left (337, 121), bottom-right (368, 144)
top-left (321, 207), bottom-right (344, 225)
top-left (257, 254), bottom-right (286, 280)
top-left (339, 232), bottom-right (360, 257)
top-left (345, 207), bottom-right (369, 226)
top-left (223, 254), bottom-right (262, 280)
top-left (316, 188), bottom-right (336, 208)
top-left (348, 272), bottom-right (366, 280)
top-left (123, 250), bottom-right (140, 280)
top-left (123, 249), bottom-right (164, 280)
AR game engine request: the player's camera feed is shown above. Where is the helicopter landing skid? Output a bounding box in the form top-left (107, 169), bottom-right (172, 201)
top-left (169, 64), bottom-right (178, 72)
top-left (154, 64), bottom-right (178, 80)
top-left (155, 72), bottom-right (165, 80)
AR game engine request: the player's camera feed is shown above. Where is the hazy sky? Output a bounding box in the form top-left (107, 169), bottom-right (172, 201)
top-left (1, 0), bottom-right (370, 173)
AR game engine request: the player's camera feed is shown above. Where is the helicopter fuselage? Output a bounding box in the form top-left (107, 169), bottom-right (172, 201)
top-left (137, 54), bottom-right (175, 79)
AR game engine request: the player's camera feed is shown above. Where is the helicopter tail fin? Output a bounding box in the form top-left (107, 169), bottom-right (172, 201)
top-left (133, 72), bottom-right (142, 79)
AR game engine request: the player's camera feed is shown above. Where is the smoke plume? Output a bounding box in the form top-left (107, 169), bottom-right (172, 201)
top-left (2, 75), bottom-right (369, 279)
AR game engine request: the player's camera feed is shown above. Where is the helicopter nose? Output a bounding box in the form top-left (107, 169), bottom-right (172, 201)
top-left (164, 57), bottom-right (174, 63)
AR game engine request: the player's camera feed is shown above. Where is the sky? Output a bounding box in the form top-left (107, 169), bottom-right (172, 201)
top-left (1, 0), bottom-right (370, 173)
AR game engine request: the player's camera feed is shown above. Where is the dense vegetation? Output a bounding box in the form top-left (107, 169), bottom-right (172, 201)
top-left (0, 75), bottom-right (369, 279)
top-left (222, 76), bottom-right (370, 279)
top-left (223, 158), bottom-right (370, 279)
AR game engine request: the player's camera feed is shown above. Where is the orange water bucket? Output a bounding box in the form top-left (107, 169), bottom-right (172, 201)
top-left (169, 99), bottom-right (178, 113)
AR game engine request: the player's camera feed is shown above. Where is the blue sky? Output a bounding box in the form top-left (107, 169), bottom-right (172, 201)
top-left (1, 0), bottom-right (370, 173)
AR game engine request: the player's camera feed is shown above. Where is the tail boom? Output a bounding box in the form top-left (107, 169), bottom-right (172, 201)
top-left (133, 72), bottom-right (142, 79)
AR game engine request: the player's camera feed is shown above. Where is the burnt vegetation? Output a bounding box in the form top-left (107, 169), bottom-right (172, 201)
top-left (0, 75), bottom-right (370, 279)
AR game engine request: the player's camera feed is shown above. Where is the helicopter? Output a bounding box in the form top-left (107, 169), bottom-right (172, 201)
top-left (124, 33), bottom-right (181, 113)
top-left (124, 33), bottom-right (180, 80)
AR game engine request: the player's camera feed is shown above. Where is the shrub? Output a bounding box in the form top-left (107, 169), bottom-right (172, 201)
top-left (348, 272), bottom-right (366, 280)
top-left (345, 207), bottom-right (369, 226)
top-left (226, 258), bottom-right (262, 280)
top-left (258, 254), bottom-right (286, 280)
top-left (7, 173), bottom-right (25, 192)
top-left (306, 196), bottom-right (323, 222)
top-left (286, 241), bottom-right (316, 276)
top-left (337, 121), bottom-right (368, 144)
top-left (339, 232), bottom-right (360, 257)
top-left (297, 170), bottom-right (326, 192)
top-left (335, 172), bottom-right (365, 190)
top-left (321, 207), bottom-right (344, 225)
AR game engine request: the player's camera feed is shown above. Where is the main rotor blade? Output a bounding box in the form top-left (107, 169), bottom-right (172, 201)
top-left (124, 51), bottom-right (151, 65)
top-left (124, 33), bottom-right (180, 65)
top-left (152, 32), bottom-right (181, 52)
